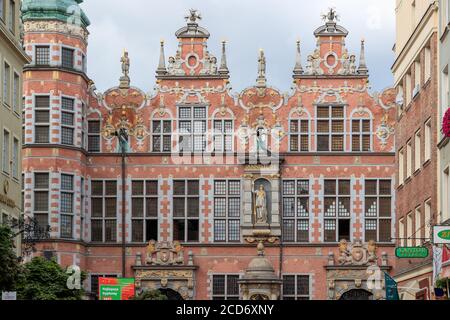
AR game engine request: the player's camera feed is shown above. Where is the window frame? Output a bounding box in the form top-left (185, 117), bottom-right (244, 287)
top-left (315, 105), bottom-right (346, 152)
top-left (90, 180), bottom-right (118, 243)
top-left (60, 173), bottom-right (74, 239)
top-left (177, 105), bottom-right (208, 153)
top-left (61, 47), bottom-right (75, 70)
top-left (289, 118), bottom-right (310, 152)
top-left (213, 119), bottom-right (234, 153)
top-left (213, 180), bottom-right (241, 243)
top-left (351, 118), bottom-right (372, 152)
top-left (282, 274), bottom-right (311, 300)
top-left (35, 45), bottom-right (51, 66)
top-left (34, 95), bottom-right (51, 143)
top-left (131, 180), bottom-right (159, 243)
top-left (364, 179), bottom-right (393, 243)
top-left (2, 128), bottom-right (10, 174)
top-left (33, 172), bottom-right (50, 234)
top-left (282, 179), bottom-right (310, 243)
top-left (323, 179), bottom-right (352, 243)
top-left (172, 179), bottom-right (200, 243)
top-left (151, 119), bottom-right (172, 153)
top-left (211, 274), bottom-right (240, 300)
top-left (88, 120), bottom-right (101, 152)
top-left (61, 96), bottom-right (75, 146)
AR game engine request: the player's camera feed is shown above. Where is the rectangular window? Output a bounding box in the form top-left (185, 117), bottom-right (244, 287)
top-left (415, 206), bottom-right (421, 246)
top-left (178, 106), bottom-right (207, 152)
top-left (34, 173), bottom-right (49, 234)
top-left (34, 96), bottom-right (50, 143)
top-left (13, 73), bottom-right (19, 113)
top-left (399, 218), bottom-right (405, 247)
top-left (91, 180), bottom-right (117, 242)
top-left (406, 140), bottom-right (412, 178)
top-left (2, 130), bottom-right (9, 173)
top-left (406, 212), bottom-right (413, 247)
top-left (9, 0), bottom-right (15, 33)
top-left (424, 47), bottom-right (431, 82)
top-left (424, 199), bottom-right (432, 240)
top-left (352, 119), bottom-right (371, 152)
top-left (88, 120), bottom-right (101, 152)
top-left (282, 275), bottom-right (311, 300)
top-left (60, 174), bottom-right (74, 239)
top-left (405, 72), bottom-right (412, 105)
top-left (414, 130), bottom-right (421, 171)
top-left (35, 46), bottom-right (50, 66)
top-left (62, 47), bottom-right (75, 69)
top-left (173, 180), bottom-right (199, 242)
top-left (214, 180), bottom-right (241, 242)
top-left (282, 180), bottom-right (310, 243)
top-left (12, 137), bottom-right (18, 178)
top-left (131, 180), bottom-right (159, 243)
top-left (399, 148), bottom-right (405, 185)
top-left (3, 62), bottom-right (10, 105)
top-left (152, 120), bottom-right (171, 152)
top-left (81, 54), bottom-right (87, 73)
top-left (324, 180), bottom-right (351, 242)
top-left (289, 119), bottom-right (309, 152)
top-left (212, 275), bottom-right (240, 300)
top-left (365, 180), bottom-right (392, 242)
top-left (317, 106), bottom-right (344, 152)
top-left (424, 120), bottom-right (432, 162)
top-left (213, 120), bottom-right (233, 152)
top-left (61, 97), bottom-right (75, 145)
top-left (443, 67), bottom-right (449, 114)
top-left (414, 59), bottom-right (421, 93)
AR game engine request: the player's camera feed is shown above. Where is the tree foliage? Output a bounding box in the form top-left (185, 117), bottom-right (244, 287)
top-left (132, 289), bottom-right (168, 300)
top-left (16, 257), bottom-right (85, 300)
top-left (0, 225), bottom-right (21, 292)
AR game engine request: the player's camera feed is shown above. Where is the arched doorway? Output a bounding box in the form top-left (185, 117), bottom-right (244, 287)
top-left (159, 288), bottom-right (184, 301)
top-left (339, 289), bottom-right (373, 300)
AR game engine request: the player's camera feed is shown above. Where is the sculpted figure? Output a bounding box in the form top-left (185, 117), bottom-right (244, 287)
top-left (254, 185), bottom-right (268, 224)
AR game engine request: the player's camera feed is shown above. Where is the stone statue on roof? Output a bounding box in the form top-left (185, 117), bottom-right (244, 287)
top-left (185, 9), bottom-right (202, 23)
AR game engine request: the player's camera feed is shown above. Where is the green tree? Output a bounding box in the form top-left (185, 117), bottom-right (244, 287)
top-left (132, 289), bottom-right (168, 300)
top-left (16, 257), bottom-right (85, 300)
top-left (0, 225), bottom-right (21, 292)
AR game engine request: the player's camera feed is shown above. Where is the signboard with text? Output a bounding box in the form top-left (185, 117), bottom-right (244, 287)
top-left (395, 247), bottom-right (429, 259)
top-left (98, 278), bottom-right (135, 301)
top-left (2, 292), bottom-right (17, 300)
top-left (433, 226), bottom-right (450, 244)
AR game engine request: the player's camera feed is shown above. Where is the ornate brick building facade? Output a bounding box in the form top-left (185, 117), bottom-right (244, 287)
top-left (22, 1), bottom-right (398, 300)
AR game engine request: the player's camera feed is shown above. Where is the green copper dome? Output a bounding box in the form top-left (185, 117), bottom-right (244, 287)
top-left (22, 0), bottom-right (90, 28)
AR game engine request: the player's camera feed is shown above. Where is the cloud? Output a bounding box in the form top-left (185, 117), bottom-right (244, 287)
top-left (81, 0), bottom-right (395, 93)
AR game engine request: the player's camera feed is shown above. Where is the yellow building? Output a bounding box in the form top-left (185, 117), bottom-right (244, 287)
top-left (392, 0), bottom-right (440, 300)
top-left (0, 0), bottom-right (30, 255)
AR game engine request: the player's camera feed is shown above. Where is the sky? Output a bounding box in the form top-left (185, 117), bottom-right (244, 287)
top-left (81, 0), bottom-right (395, 94)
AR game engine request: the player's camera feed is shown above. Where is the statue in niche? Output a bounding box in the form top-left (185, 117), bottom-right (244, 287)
top-left (256, 126), bottom-right (268, 153)
top-left (349, 55), bottom-right (357, 74)
top-left (167, 56), bottom-right (176, 74)
top-left (209, 56), bottom-right (218, 74)
top-left (254, 185), bottom-right (268, 224)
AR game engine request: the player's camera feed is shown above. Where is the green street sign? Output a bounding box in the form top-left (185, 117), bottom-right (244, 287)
top-left (395, 247), bottom-right (429, 259)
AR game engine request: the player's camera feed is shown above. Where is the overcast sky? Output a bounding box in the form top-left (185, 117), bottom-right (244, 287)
top-left (81, 0), bottom-right (395, 94)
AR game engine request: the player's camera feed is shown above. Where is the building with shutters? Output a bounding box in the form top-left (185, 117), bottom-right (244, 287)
top-left (22, 1), bottom-right (398, 300)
